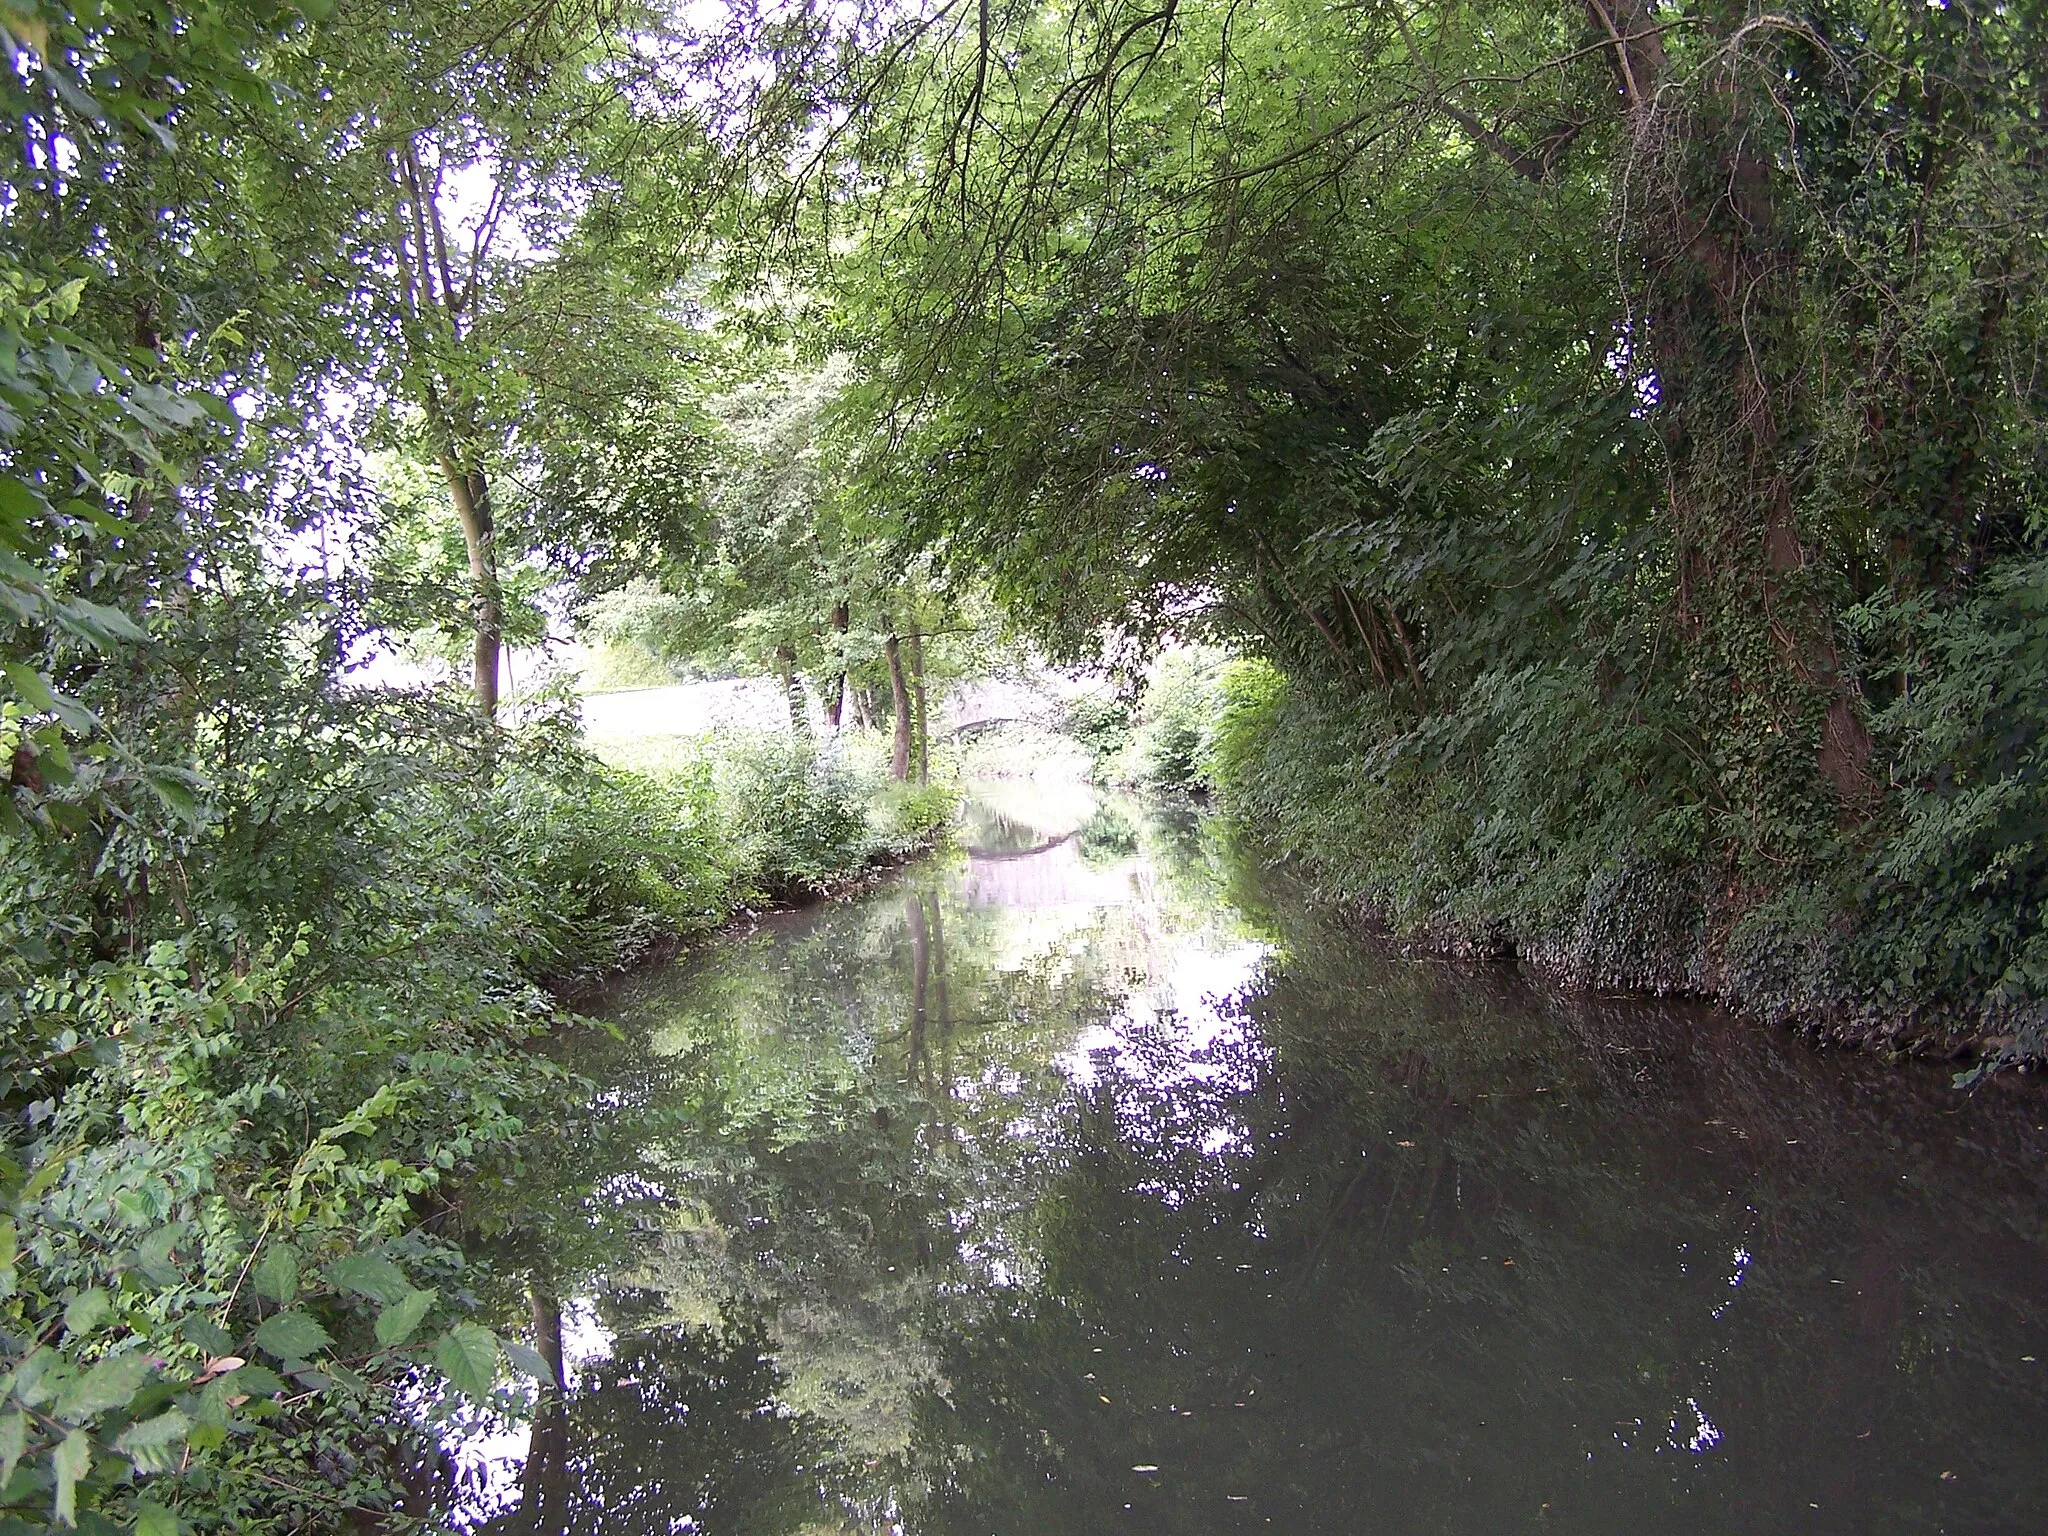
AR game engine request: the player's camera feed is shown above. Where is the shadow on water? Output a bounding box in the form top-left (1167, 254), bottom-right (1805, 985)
top-left (456, 782), bottom-right (2048, 1536)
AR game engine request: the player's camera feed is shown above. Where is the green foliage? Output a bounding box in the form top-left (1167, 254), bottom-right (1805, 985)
top-left (0, 938), bottom-right (549, 1531)
top-left (1060, 693), bottom-right (1132, 776)
top-left (1851, 556), bottom-right (2048, 1014)
top-left (817, 0), bottom-right (2048, 1048)
top-left (0, 704), bottom-right (946, 1530)
top-left (1117, 648), bottom-right (1231, 792)
top-left (713, 734), bottom-right (878, 902)
top-left (1204, 658), bottom-right (1287, 798)
top-left (873, 780), bottom-right (962, 859)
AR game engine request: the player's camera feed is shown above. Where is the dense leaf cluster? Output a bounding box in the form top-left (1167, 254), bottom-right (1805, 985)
top-left (827, 0), bottom-right (2048, 1051)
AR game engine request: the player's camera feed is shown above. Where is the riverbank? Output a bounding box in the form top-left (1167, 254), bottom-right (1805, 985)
top-left (0, 708), bottom-right (955, 1534)
top-left (1084, 651), bottom-right (2042, 1082)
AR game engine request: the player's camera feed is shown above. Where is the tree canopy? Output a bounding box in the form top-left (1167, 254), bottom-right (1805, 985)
top-left (2, 0), bottom-right (2046, 1525)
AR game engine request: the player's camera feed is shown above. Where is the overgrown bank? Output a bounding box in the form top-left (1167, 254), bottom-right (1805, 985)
top-left (829, 3), bottom-right (2048, 1074)
top-left (1, 712), bottom-right (949, 1532)
top-left (1101, 648), bottom-right (2045, 1075)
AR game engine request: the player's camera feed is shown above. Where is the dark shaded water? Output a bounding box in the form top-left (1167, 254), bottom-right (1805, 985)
top-left (467, 785), bottom-right (2048, 1535)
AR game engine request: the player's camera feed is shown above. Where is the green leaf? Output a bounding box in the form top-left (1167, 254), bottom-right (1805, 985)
top-left (373, 1288), bottom-right (434, 1348)
top-left (213, 1363), bottom-right (283, 1398)
top-left (315, 1359), bottom-right (370, 1396)
top-left (134, 1503), bottom-right (178, 1536)
top-left (0, 1407), bottom-right (24, 1492)
top-left (179, 1314), bottom-right (233, 1356)
top-left (2, 660), bottom-right (56, 710)
top-left (328, 1252), bottom-right (411, 1306)
top-left (502, 1339), bottom-right (555, 1385)
top-left (56, 1350), bottom-right (152, 1421)
top-left (113, 1409), bottom-right (191, 1475)
top-left (18, 1140), bottom-right (80, 1203)
top-left (52, 1427), bottom-right (89, 1526)
top-left (142, 769), bottom-right (203, 826)
top-left (134, 1224), bottom-right (186, 1286)
top-left (433, 1323), bottom-right (500, 1402)
top-left (0, 475), bottom-right (51, 525)
top-left (64, 1288), bottom-right (111, 1337)
top-left (252, 1310), bottom-right (329, 1362)
top-left (251, 1243), bottom-right (298, 1304)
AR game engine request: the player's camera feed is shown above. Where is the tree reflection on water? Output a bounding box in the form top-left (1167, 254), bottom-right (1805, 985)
top-left (466, 785), bottom-right (2048, 1536)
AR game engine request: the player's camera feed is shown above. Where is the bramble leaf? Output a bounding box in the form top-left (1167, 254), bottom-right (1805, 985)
top-left (55, 1350), bottom-right (151, 1420)
top-left (328, 1252), bottom-right (411, 1306)
top-left (374, 1288), bottom-right (434, 1348)
top-left (251, 1244), bottom-right (299, 1304)
top-left (433, 1323), bottom-right (500, 1401)
top-left (115, 1408), bottom-right (192, 1474)
top-left (52, 1427), bottom-right (89, 1526)
top-left (253, 1310), bottom-right (329, 1362)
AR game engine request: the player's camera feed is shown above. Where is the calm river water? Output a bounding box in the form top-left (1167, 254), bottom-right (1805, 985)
top-left (466, 784), bottom-right (2048, 1535)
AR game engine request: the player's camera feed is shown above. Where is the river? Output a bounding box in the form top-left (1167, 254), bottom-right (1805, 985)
top-left (458, 782), bottom-right (2048, 1535)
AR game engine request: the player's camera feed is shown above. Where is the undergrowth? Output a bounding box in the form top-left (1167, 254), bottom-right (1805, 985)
top-left (0, 703), bottom-right (951, 1533)
top-left (1143, 602), bottom-right (2048, 1068)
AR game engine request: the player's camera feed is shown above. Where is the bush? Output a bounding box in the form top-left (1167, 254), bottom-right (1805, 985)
top-left (1851, 555), bottom-right (2048, 1011)
top-left (495, 749), bottom-right (733, 978)
top-left (1205, 657), bottom-right (1287, 794)
top-left (1202, 655), bottom-right (1700, 970)
top-left (874, 779), bottom-right (961, 858)
top-left (1062, 691), bottom-right (1133, 772)
top-left (1119, 646), bottom-right (1231, 791)
top-left (714, 732), bottom-right (876, 901)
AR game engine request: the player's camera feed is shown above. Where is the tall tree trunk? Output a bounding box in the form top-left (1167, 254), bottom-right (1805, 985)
top-left (907, 629), bottom-right (930, 785)
top-left (398, 138), bottom-right (504, 721)
top-left (437, 451), bottom-right (500, 718)
top-left (518, 1290), bottom-right (569, 1536)
top-left (826, 601), bottom-right (850, 729)
top-left (885, 628), bottom-right (912, 781)
top-left (905, 891), bottom-right (930, 1085)
top-left (775, 644), bottom-right (807, 737)
top-left (1589, 0), bottom-right (1872, 807)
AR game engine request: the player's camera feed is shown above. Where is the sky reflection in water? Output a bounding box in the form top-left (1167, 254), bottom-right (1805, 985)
top-left (459, 782), bottom-right (2048, 1536)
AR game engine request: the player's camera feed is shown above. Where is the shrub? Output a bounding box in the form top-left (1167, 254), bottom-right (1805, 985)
top-left (714, 733), bottom-right (875, 901)
top-left (874, 780), bottom-right (961, 858)
top-left (1851, 555), bottom-right (2048, 1010)
top-left (1120, 646), bottom-right (1231, 791)
top-left (0, 693), bottom-right (957, 1530)
top-left (1061, 692), bottom-right (1133, 772)
top-left (1205, 657), bottom-right (1287, 794)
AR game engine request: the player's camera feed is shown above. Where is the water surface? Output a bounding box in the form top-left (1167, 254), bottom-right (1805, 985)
top-left (471, 784), bottom-right (2048, 1535)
